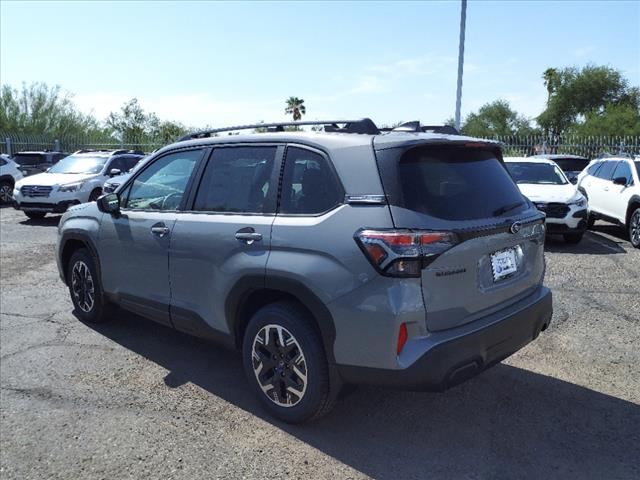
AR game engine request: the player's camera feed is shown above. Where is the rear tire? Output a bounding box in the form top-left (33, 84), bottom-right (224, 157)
top-left (564, 233), bottom-right (584, 244)
top-left (67, 248), bottom-right (113, 323)
top-left (629, 208), bottom-right (640, 249)
top-left (25, 212), bottom-right (46, 220)
top-left (0, 180), bottom-right (13, 203)
top-left (242, 301), bottom-right (334, 423)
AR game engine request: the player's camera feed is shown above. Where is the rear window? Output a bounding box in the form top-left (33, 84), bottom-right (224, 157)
top-left (388, 146), bottom-right (526, 221)
top-left (553, 158), bottom-right (589, 172)
top-left (12, 153), bottom-right (45, 166)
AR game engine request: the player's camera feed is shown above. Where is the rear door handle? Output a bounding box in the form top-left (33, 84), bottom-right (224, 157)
top-left (151, 223), bottom-right (170, 237)
top-left (235, 228), bottom-right (262, 244)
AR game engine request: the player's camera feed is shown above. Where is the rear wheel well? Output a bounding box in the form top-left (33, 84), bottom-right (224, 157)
top-left (627, 201), bottom-right (640, 226)
top-left (61, 239), bottom-right (89, 284)
top-left (234, 289), bottom-right (323, 351)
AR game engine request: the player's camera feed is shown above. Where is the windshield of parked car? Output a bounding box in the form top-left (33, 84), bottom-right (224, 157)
top-left (48, 155), bottom-right (108, 174)
top-left (12, 153), bottom-right (44, 166)
top-left (506, 162), bottom-right (568, 185)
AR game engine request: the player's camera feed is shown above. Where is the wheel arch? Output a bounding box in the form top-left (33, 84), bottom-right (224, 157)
top-left (59, 231), bottom-right (102, 286)
top-left (626, 195), bottom-right (640, 226)
top-left (226, 275), bottom-right (337, 363)
top-left (0, 174), bottom-right (15, 185)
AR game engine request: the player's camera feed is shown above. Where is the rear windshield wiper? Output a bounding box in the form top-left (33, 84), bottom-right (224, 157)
top-left (493, 201), bottom-right (524, 217)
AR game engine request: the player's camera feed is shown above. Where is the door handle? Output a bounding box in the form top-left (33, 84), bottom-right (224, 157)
top-left (151, 224), bottom-right (170, 237)
top-left (235, 228), bottom-right (262, 244)
top-left (604, 186), bottom-right (609, 191)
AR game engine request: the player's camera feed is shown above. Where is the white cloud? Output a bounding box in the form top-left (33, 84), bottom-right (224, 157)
top-left (570, 46), bottom-right (596, 58)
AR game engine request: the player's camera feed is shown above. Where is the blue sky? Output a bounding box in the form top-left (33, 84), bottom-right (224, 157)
top-left (2, 0), bottom-right (639, 128)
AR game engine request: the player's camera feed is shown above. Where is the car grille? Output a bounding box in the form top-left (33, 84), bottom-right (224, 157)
top-left (20, 185), bottom-right (53, 198)
top-left (535, 202), bottom-right (570, 218)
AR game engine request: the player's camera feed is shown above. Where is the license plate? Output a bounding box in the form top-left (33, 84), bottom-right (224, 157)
top-left (491, 248), bottom-right (518, 281)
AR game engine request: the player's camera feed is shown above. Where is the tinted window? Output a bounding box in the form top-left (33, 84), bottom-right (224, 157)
top-left (612, 161), bottom-right (633, 184)
top-left (124, 149), bottom-right (201, 210)
top-left (107, 157), bottom-right (127, 173)
top-left (12, 154), bottom-right (45, 166)
top-left (280, 147), bottom-right (342, 214)
top-left (125, 156), bottom-right (142, 171)
top-left (506, 162), bottom-right (568, 185)
top-left (587, 162), bottom-right (602, 176)
top-left (389, 146), bottom-right (525, 221)
top-left (194, 146), bottom-right (277, 213)
top-left (595, 161), bottom-right (618, 180)
top-left (553, 157), bottom-right (589, 172)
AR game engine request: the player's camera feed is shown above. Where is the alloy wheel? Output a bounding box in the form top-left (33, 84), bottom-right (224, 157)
top-left (71, 260), bottom-right (95, 313)
top-left (251, 324), bottom-right (308, 407)
top-left (0, 184), bottom-right (12, 203)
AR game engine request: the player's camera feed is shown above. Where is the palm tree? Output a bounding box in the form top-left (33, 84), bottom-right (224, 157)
top-left (285, 97), bottom-right (306, 121)
top-left (542, 68), bottom-right (559, 106)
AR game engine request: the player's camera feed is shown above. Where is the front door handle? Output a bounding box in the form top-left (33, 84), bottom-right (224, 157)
top-left (235, 227), bottom-right (262, 244)
top-left (151, 223), bottom-right (170, 237)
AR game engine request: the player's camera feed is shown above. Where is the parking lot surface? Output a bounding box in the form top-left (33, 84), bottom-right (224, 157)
top-left (1, 205), bottom-right (639, 479)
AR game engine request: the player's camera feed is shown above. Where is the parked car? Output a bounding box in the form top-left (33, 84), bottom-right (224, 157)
top-left (577, 155), bottom-right (640, 248)
top-left (13, 149), bottom-right (145, 219)
top-left (102, 155), bottom-right (151, 194)
top-left (0, 154), bottom-right (24, 203)
top-left (531, 154), bottom-right (589, 184)
top-left (56, 119), bottom-right (552, 423)
top-left (505, 157), bottom-right (588, 243)
top-left (11, 151), bottom-right (69, 177)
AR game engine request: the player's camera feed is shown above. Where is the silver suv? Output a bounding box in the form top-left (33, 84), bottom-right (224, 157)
top-left (56, 119), bottom-right (553, 423)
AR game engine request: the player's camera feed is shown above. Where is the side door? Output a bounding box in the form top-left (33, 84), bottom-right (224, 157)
top-left (169, 144), bottom-right (282, 338)
top-left (588, 160), bottom-right (618, 215)
top-left (98, 148), bottom-right (204, 326)
top-left (608, 160), bottom-right (634, 222)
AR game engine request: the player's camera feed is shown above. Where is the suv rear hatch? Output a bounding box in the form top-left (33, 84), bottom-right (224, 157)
top-left (373, 139), bottom-right (546, 332)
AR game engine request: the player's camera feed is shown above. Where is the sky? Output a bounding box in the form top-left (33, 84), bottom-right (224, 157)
top-left (1, 0), bottom-right (639, 129)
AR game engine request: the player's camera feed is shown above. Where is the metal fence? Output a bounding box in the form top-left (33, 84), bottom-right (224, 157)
top-left (1, 131), bottom-right (638, 158)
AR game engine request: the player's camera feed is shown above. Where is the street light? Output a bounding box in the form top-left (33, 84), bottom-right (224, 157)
top-left (454, 0), bottom-right (467, 131)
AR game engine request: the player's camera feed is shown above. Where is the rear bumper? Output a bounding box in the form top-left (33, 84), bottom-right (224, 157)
top-left (13, 199), bottom-right (80, 213)
top-left (336, 286), bottom-right (553, 391)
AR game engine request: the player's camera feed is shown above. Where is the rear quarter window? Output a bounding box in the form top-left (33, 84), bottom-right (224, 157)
top-left (379, 145), bottom-right (526, 221)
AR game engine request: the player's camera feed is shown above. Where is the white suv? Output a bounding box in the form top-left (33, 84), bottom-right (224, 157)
top-left (13, 149), bottom-right (144, 219)
top-left (0, 154), bottom-right (24, 204)
top-left (578, 156), bottom-right (640, 248)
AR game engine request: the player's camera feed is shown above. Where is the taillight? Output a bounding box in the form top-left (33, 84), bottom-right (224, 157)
top-left (397, 323), bottom-right (408, 355)
top-left (355, 229), bottom-right (458, 277)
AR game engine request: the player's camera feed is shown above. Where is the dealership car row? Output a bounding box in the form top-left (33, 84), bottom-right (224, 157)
top-left (2, 145), bottom-right (639, 248)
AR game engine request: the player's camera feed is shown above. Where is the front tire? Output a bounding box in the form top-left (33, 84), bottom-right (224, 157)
top-left (67, 248), bottom-right (113, 323)
top-left (629, 208), bottom-right (640, 249)
top-left (564, 233), bottom-right (584, 244)
top-left (0, 180), bottom-right (13, 203)
top-left (242, 302), bottom-right (334, 423)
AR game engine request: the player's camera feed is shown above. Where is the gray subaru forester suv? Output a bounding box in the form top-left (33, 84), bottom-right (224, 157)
top-left (56, 119), bottom-right (553, 423)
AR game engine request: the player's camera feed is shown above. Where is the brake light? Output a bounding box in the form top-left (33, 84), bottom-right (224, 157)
top-left (355, 229), bottom-right (458, 277)
top-left (397, 323), bottom-right (408, 355)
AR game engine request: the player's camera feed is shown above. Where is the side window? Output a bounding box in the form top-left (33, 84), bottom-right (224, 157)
top-left (126, 156), bottom-right (141, 172)
top-left (124, 149), bottom-right (201, 211)
top-left (612, 161), bottom-right (633, 185)
top-left (107, 157), bottom-right (126, 173)
top-left (193, 146), bottom-right (277, 213)
top-left (595, 161), bottom-right (617, 180)
top-left (587, 162), bottom-right (602, 176)
top-left (280, 147), bottom-right (342, 215)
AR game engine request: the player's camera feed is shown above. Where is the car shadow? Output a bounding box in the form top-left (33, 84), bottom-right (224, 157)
top-left (84, 310), bottom-right (640, 479)
top-left (18, 215), bottom-right (62, 227)
top-left (544, 230), bottom-right (626, 254)
top-left (590, 222), bottom-right (631, 243)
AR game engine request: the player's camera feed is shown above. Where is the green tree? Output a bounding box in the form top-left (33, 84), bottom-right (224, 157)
top-left (106, 98), bottom-right (152, 143)
top-left (537, 65), bottom-right (638, 135)
top-left (0, 82), bottom-right (102, 137)
top-left (542, 68), bottom-right (560, 106)
top-left (568, 102), bottom-right (640, 136)
top-left (460, 100), bottom-right (538, 138)
top-left (285, 97), bottom-right (306, 121)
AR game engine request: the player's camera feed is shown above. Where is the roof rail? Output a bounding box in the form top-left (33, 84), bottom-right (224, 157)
top-left (178, 118), bottom-right (380, 141)
top-left (380, 121), bottom-right (460, 135)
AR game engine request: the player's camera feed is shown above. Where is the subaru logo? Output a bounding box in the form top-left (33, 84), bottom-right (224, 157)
top-left (510, 221), bottom-right (522, 234)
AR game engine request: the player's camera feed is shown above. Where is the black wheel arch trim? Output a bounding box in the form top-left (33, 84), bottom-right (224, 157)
top-left (59, 230), bottom-right (102, 286)
top-left (225, 275), bottom-right (337, 363)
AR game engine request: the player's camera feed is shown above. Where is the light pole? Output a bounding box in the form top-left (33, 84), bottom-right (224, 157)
top-left (454, 0), bottom-right (467, 131)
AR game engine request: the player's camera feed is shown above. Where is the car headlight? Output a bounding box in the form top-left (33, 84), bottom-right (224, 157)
top-left (568, 193), bottom-right (587, 208)
top-left (58, 181), bottom-right (85, 192)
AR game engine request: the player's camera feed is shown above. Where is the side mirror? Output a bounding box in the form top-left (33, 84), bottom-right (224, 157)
top-left (97, 193), bottom-right (120, 214)
top-left (109, 168), bottom-right (121, 177)
top-left (613, 176), bottom-right (627, 186)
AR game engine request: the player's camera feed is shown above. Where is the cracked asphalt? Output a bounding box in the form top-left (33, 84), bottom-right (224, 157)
top-left (1, 205), bottom-right (639, 479)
